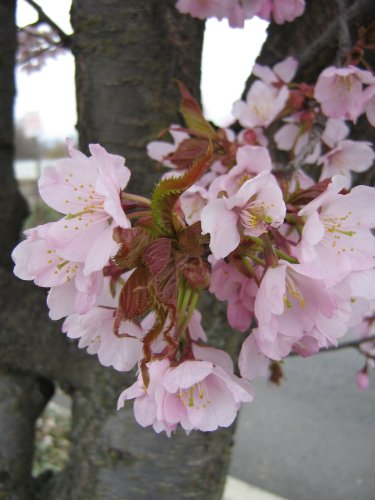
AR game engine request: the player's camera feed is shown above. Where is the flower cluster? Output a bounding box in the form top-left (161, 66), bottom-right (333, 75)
top-left (13, 15), bottom-right (375, 433)
top-left (175, 0), bottom-right (305, 27)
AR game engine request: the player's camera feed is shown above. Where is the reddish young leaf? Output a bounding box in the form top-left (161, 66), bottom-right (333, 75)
top-left (118, 267), bottom-right (150, 319)
top-left (153, 258), bottom-right (178, 308)
top-left (176, 81), bottom-right (217, 140)
top-left (144, 238), bottom-right (172, 277)
top-left (166, 137), bottom-right (210, 169)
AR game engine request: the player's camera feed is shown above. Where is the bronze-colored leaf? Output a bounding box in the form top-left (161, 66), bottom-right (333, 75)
top-left (118, 267), bottom-right (150, 319)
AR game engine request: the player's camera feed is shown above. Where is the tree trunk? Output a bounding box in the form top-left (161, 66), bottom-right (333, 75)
top-left (71, 0), bottom-right (204, 196)
top-left (31, 1), bottom-right (236, 499)
top-left (0, 3), bottom-right (54, 499)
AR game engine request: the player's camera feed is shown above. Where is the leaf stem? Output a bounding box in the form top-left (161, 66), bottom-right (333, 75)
top-left (122, 192), bottom-right (151, 206)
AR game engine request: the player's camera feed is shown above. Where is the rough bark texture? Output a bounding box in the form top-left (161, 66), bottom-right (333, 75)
top-left (0, 3), bottom-right (54, 499)
top-left (71, 0), bottom-right (204, 196)
top-left (251, 0), bottom-right (375, 83)
top-left (0, 0), bottom-right (28, 270)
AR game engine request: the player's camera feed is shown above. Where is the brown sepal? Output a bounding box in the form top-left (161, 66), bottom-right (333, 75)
top-left (269, 361), bottom-right (284, 386)
top-left (287, 178), bottom-right (331, 206)
top-left (113, 227), bottom-right (152, 269)
top-left (177, 221), bottom-right (205, 257)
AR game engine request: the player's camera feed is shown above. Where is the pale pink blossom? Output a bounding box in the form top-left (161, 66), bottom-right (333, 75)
top-left (146, 125), bottom-right (189, 168)
top-left (207, 145), bottom-right (272, 200)
top-left (11, 223), bottom-right (103, 319)
top-left (161, 357), bottom-right (252, 432)
top-left (176, 0), bottom-right (238, 20)
top-left (210, 258), bottom-right (257, 331)
top-left (201, 172), bottom-right (286, 258)
top-left (118, 348), bottom-right (252, 433)
top-left (298, 175), bottom-right (375, 284)
top-left (254, 260), bottom-right (351, 359)
top-left (274, 120), bottom-right (307, 154)
top-left (362, 84), bottom-right (375, 126)
top-left (319, 140), bottom-right (375, 184)
top-left (239, 331), bottom-right (270, 380)
top-left (253, 56), bottom-right (298, 85)
top-left (257, 0), bottom-right (305, 23)
top-left (180, 185), bottom-right (208, 225)
top-left (275, 116), bottom-right (349, 164)
top-left (17, 25), bottom-right (67, 73)
top-left (39, 142), bottom-right (131, 274)
top-left (63, 306), bottom-right (144, 371)
top-left (314, 66), bottom-right (375, 121)
top-left (271, 0), bottom-right (305, 24)
top-left (117, 359), bottom-right (177, 436)
top-left (232, 81), bottom-right (289, 128)
top-left (321, 118), bottom-right (350, 148)
top-left (47, 270), bottom-right (103, 320)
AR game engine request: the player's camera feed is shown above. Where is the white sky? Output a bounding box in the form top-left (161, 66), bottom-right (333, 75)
top-left (16, 0), bottom-right (268, 140)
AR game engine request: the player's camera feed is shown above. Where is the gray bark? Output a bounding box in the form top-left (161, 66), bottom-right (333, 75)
top-left (0, 0), bottom-right (28, 270)
top-left (71, 0), bottom-right (204, 195)
top-left (250, 0), bottom-right (375, 84)
top-left (0, 3), bottom-right (54, 499)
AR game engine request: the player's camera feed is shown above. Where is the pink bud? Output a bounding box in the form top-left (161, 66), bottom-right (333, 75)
top-left (356, 370), bottom-right (369, 391)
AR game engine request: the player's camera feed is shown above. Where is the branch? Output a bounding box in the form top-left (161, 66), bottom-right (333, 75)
top-left (278, 114), bottom-right (326, 178)
top-left (23, 0), bottom-right (71, 48)
top-left (336, 0), bottom-right (352, 65)
top-left (299, 0), bottom-right (373, 71)
top-left (289, 334), bottom-right (375, 357)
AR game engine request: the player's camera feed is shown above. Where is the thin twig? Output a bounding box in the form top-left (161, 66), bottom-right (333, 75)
top-left (288, 334), bottom-right (375, 357)
top-left (23, 0), bottom-right (71, 48)
top-left (279, 114), bottom-right (326, 178)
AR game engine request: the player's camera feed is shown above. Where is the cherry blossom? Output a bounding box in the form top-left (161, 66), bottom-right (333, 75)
top-left (39, 142), bottom-right (131, 274)
top-left (118, 349), bottom-right (252, 434)
top-left (63, 306), bottom-right (144, 371)
top-left (147, 125), bottom-right (189, 168)
top-left (210, 258), bottom-right (256, 331)
top-left (201, 172), bottom-right (286, 258)
top-left (298, 176), bottom-right (375, 284)
top-left (233, 80), bottom-right (289, 128)
top-left (254, 260), bottom-right (351, 359)
top-left (314, 66), bottom-right (375, 121)
top-left (253, 56), bottom-right (298, 85)
top-left (11, 223), bottom-right (103, 319)
top-left (319, 140), bottom-right (375, 184)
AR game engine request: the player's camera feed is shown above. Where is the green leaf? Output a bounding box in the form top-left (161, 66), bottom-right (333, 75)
top-left (177, 81), bottom-right (217, 140)
top-left (151, 142), bottom-right (213, 235)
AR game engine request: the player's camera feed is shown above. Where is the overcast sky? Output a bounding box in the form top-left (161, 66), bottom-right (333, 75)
top-left (16, 0), bottom-right (268, 140)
